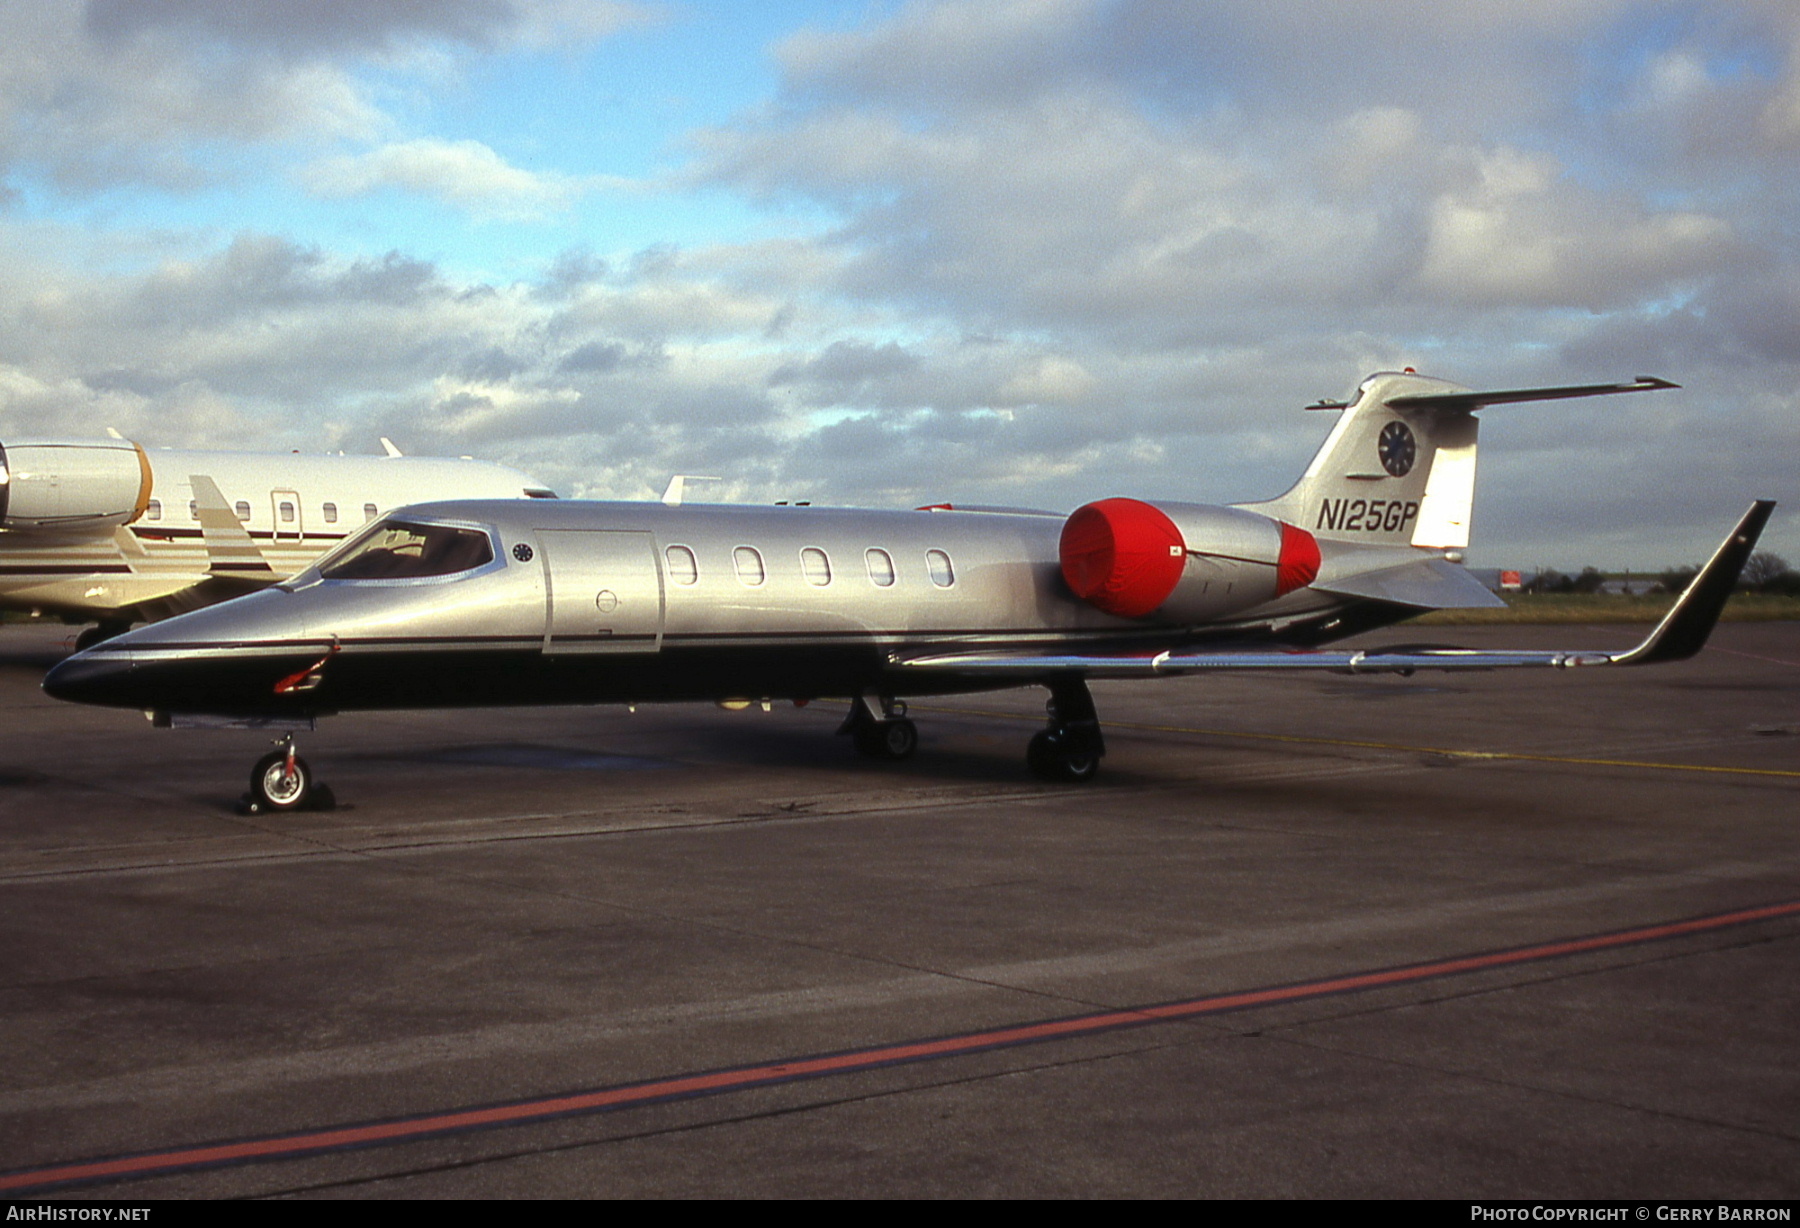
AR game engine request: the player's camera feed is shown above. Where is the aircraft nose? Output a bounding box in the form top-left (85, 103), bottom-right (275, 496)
top-left (42, 649), bottom-right (138, 708)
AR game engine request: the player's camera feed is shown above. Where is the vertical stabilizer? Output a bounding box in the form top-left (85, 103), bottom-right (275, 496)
top-left (1237, 373), bottom-right (1676, 552)
top-left (1238, 371), bottom-right (1478, 548)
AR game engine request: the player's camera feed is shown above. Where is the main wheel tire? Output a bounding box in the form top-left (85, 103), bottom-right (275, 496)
top-left (878, 718), bottom-right (918, 760)
top-left (251, 750), bottom-right (313, 811)
top-left (1027, 729), bottom-right (1099, 784)
top-left (74, 622), bottom-right (129, 653)
top-left (853, 718), bottom-right (917, 760)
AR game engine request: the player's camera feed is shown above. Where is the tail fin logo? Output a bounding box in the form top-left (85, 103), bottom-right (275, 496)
top-left (1378, 421), bottom-right (1416, 477)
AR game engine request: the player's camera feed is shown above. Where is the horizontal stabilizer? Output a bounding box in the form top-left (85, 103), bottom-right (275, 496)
top-left (1313, 557), bottom-right (1505, 610)
top-left (1386, 377), bottom-right (1677, 414)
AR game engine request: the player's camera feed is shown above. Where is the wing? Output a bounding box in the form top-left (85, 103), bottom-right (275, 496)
top-left (896, 501), bottom-right (1773, 681)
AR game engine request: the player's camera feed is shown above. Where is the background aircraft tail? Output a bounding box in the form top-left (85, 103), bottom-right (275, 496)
top-left (1237, 373), bottom-right (1676, 551)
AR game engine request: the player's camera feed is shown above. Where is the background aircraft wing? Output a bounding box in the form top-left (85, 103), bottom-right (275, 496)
top-left (897, 501), bottom-right (1773, 680)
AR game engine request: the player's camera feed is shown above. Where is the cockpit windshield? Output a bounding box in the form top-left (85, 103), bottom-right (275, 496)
top-left (318, 520), bottom-right (495, 581)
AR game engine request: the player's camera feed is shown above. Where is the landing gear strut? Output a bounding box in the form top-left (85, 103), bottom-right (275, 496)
top-left (839, 693), bottom-right (918, 760)
top-left (1027, 676), bottom-right (1104, 783)
top-left (244, 736), bottom-right (335, 813)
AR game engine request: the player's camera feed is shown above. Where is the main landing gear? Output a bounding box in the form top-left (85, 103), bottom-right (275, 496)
top-left (242, 736), bottom-right (336, 814)
top-left (1027, 677), bottom-right (1105, 784)
top-left (839, 694), bottom-right (919, 760)
top-left (839, 679), bottom-right (1106, 783)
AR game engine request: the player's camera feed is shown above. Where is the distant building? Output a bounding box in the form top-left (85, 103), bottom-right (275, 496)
top-left (1499, 570), bottom-right (1522, 592)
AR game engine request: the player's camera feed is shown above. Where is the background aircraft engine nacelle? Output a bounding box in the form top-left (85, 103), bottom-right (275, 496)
top-left (1059, 498), bottom-right (1320, 622)
top-left (0, 440), bottom-right (150, 533)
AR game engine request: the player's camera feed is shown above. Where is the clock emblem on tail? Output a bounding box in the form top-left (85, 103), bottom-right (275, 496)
top-left (1378, 421), bottom-right (1416, 477)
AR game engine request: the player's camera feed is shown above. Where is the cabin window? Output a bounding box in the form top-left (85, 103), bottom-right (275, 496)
top-left (927, 549), bottom-right (955, 588)
top-left (146, 500), bottom-right (161, 521)
top-left (319, 521), bottom-right (494, 581)
top-left (188, 501), bottom-right (197, 521)
top-left (363, 503), bottom-right (378, 522)
top-left (801, 547), bottom-right (832, 586)
top-left (235, 501), bottom-right (251, 522)
top-left (733, 546), bottom-right (765, 587)
top-left (666, 545), bottom-right (698, 586)
top-left (865, 548), bottom-right (895, 588)
top-left (323, 502), bottom-right (338, 524)
top-left (279, 501), bottom-right (296, 523)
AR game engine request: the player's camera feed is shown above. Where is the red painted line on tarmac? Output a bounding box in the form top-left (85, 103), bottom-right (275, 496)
top-left (6, 897), bottom-right (1799, 1194)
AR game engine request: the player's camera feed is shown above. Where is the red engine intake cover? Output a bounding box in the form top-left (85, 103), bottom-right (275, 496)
top-left (1275, 521), bottom-right (1321, 596)
top-left (1059, 498), bottom-right (1187, 618)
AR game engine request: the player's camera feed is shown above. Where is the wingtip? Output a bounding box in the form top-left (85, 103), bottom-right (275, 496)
top-left (1614, 499), bottom-right (1775, 666)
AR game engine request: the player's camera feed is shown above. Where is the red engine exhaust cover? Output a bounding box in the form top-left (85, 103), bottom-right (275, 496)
top-left (1059, 498), bottom-right (1187, 618)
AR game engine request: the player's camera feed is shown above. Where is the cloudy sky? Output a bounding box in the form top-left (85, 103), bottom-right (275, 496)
top-left (1, 0), bottom-right (1794, 569)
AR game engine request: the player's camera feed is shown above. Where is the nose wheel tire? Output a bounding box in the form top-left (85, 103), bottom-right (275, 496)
top-left (854, 717), bottom-right (918, 760)
top-left (1027, 729), bottom-right (1099, 784)
top-left (251, 749), bottom-right (314, 811)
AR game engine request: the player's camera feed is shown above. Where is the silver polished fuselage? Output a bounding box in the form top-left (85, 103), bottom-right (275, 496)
top-left (44, 499), bottom-right (1361, 717)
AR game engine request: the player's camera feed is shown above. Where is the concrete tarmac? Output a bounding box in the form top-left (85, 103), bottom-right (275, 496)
top-left (0, 620), bottom-right (1795, 1199)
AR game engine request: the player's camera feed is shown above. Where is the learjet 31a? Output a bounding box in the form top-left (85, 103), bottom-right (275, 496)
top-left (42, 370), bottom-right (1773, 811)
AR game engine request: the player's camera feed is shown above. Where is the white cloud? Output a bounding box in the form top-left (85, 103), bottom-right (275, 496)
top-left (302, 138), bottom-right (602, 219)
top-left (0, 0), bottom-right (650, 192)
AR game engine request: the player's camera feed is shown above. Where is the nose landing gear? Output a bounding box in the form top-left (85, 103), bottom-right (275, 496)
top-left (840, 693), bottom-right (919, 760)
top-left (1027, 677), bottom-right (1104, 783)
top-left (243, 736), bottom-right (336, 814)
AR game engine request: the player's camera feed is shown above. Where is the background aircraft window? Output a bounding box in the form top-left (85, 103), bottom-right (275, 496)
top-left (146, 500), bottom-right (161, 521)
top-left (234, 501), bottom-right (251, 522)
top-left (927, 549), bottom-right (955, 588)
top-left (666, 545), bottom-right (698, 585)
top-left (865, 548), bottom-right (895, 587)
top-left (734, 546), bottom-right (765, 586)
top-left (363, 503), bottom-right (378, 522)
top-left (188, 501), bottom-right (197, 521)
top-left (801, 547), bottom-right (832, 586)
top-left (323, 503), bottom-right (338, 524)
top-left (279, 501), bottom-right (296, 523)
top-left (320, 521), bottom-right (494, 580)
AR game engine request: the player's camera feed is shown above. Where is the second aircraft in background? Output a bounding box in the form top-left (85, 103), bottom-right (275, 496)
top-left (0, 434), bottom-right (554, 647)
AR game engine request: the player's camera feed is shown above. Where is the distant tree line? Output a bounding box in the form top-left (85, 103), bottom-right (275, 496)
top-left (1524, 553), bottom-right (1794, 596)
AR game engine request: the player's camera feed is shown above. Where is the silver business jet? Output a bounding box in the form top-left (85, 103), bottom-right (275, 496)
top-left (42, 371), bottom-right (1772, 811)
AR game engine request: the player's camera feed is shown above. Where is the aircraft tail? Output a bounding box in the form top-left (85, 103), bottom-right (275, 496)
top-left (1238, 373), bottom-right (1677, 551)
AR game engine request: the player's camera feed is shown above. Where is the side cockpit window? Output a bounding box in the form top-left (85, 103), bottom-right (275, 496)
top-left (319, 520), bottom-right (495, 581)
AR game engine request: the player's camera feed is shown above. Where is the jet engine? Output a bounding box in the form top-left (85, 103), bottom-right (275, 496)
top-left (1059, 497), bottom-right (1320, 622)
top-left (0, 440), bottom-right (151, 533)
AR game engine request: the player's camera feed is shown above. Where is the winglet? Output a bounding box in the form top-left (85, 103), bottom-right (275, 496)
top-left (661, 474), bottom-right (721, 507)
top-left (1612, 500), bottom-right (1775, 666)
top-left (190, 475), bottom-right (274, 576)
